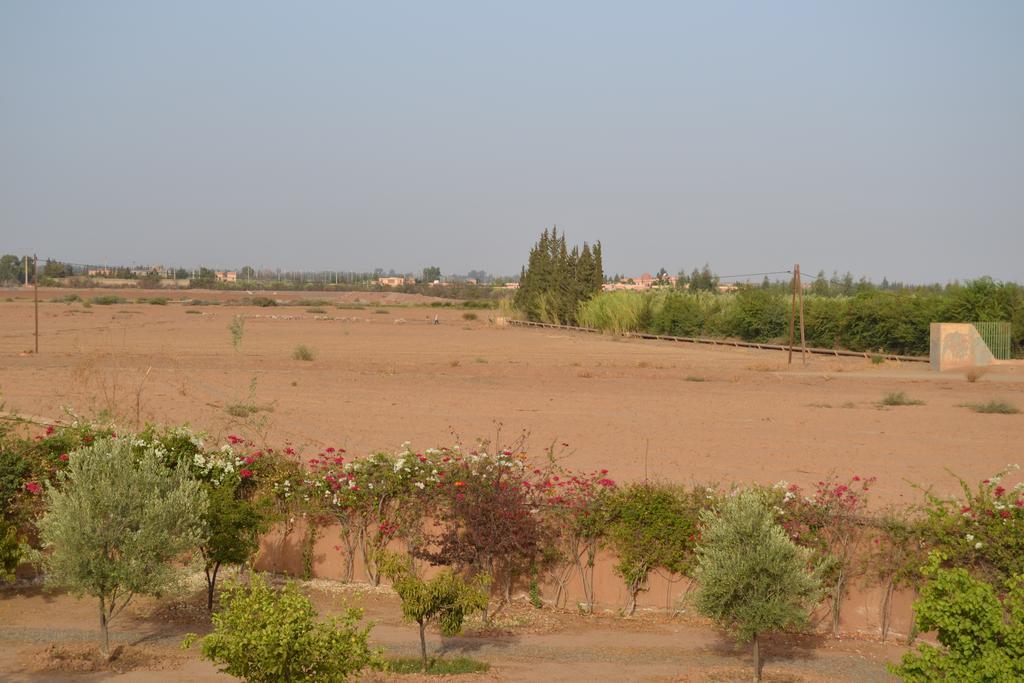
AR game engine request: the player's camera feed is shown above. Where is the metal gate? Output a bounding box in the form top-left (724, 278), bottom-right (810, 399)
top-left (973, 322), bottom-right (1012, 360)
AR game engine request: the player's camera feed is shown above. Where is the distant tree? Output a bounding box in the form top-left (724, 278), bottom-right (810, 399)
top-left (38, 439), bottom-right (207, 658)
top-left (810, 270), bottom-right (830, 297)
top-left (138, 269), bottom-right (162, 289)
top-left (693, 490), bottom-right (823, 682)
top-left (514, 227), bottom-right (603, 324)
top-left (688, 264), bottom-right (719, 293)
top-left (675, 270), bottom-right (690, 290)
top-left (42, 259), bottom-right (72, 279)
top-left (174, 267), bottom-right (189, 280)
top-left (239, 265), bottom-right (255, 280)
top-left (0, 255), bottom-right (23, 284)
top-left (422, 266), bottom-right (441, 283)
top-left (379, 552), bottom-right (490, 671)
top-left (761, 276), bottom-right (771, 289)
top-left (194, 267), bottom-right (217, 287)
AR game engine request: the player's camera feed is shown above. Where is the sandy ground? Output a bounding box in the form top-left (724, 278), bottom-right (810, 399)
top-left (1, 287), bottom-right (1022, 680)
top-left (0, 577), bottom-right (908, 682)
top-left (1, 288), bottom-right (1022, 506)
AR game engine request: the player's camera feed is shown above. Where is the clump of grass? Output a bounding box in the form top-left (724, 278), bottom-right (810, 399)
top-left (306, 307), bottom-right (327, 314)
top-left (462, 312), bottom-right (478, 321)
top-left (474, 357), bottom-right (487, 364)
top-left (51, 294), bottom-right (81, 303)
top-left (385, 657), bottom-right (490, 675)
top-left (374, 309), bottom-right (390, 315)
top-left (807, 402), bottom-right (832, 408)
top-left (840, 401), bottom-right (857, 409)
top-left (878, 392), bottom-right (925, 407)
top-left (224, 403), bottom-right (260, 418)
top-left (294, 298), bottom-right (330, 307)
top-left (90, 295), bottom-right (126, 305)
top-left (185, 309), bottom-right (201, 315)
top-left (148, 296), bottom-right (168, 305)
top-left (870, 354), bottom-right (885, 365)
top-left (228, 315), bottom-right (245, 350)
top-left (685, 375), bottom-right (707, 382)
top-left (960, 400), bottom-right (1020, 415)
top-left (335, 303), bottom-right (366, 310)
top-left (293, 344), bottom-right (316, 361)
top-left (254, 296), bottom-right (277, 307)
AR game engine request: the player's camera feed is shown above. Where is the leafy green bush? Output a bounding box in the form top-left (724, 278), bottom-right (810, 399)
top-left (379, 552), bottom-right (490, 670)
top-left (603, 483), bottom-right (709, 614)
top-left (727, 288), bottom-right (788, 342)
top-left (651, 292), bottom-right (704, 337)
top-left (693, 489), bottom-right (823, 682)
top-left (1, 523), bottom-right (21, 583)
top-left (890, 554), bottom-right (1024, 682)
top-left (187, 574), bottom-right (380, 682)
top-left (249, 296), bottom-right (277, 307)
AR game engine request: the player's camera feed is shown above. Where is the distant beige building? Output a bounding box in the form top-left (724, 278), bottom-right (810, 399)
top-left (378, 276), bottom-right (413, 287)
top-left (215, 270), bottom-right (237, 283)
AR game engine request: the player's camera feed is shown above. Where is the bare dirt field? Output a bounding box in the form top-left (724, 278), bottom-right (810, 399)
top-left (1, 287), bottom-right (1023, 681)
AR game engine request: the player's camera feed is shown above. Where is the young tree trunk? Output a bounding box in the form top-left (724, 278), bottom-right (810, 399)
top-left (880, 577), bottom-right (894, 641)
top-left (752, 633), bottom-right (761, 682)
top-left (418, 620), bottom-right (428, 671)
top-left (206, 562), bottom-right (221, 611)
top-left (99, 595), bottom-right (110, 660)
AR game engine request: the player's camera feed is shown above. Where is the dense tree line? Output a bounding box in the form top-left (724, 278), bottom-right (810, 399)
top-left (514, 227), bottom-right (604, 325)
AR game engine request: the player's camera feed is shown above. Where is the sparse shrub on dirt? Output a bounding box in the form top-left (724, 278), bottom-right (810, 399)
top-left (293, 344), bottom-right (316, 361)
top-left (90, 295), bottom-right (126, 305)
top-left (693, 489), bottom-right (824, 683)
top-left (228, 315), bottom-right (245, 350)
top-left (462, 312), bottom-right (477, 321)
top-left (961, 400), bottom-right (1020, 415)
top-left (185, 574), bottom-right (380, 682)
top-left (878, 391), bottom-right (925, 406)
top-left (248, 296), bottom-right (277, 307)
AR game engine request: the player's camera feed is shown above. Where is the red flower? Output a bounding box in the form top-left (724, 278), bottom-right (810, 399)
top-left (995, 486), bottom-right (1006, 498)
top-left (999, 509), bottom-right (1011, 519)
top-left (25, 481), bottom-right (42, 495)
top-left (45, 425), bottom-right (54, 435)
top-left (59, 453), bottom-right (69, 462)
top-left (326, 447), bottom-right (335, 453)
top-left (240, 469), bottom-right (254, 479)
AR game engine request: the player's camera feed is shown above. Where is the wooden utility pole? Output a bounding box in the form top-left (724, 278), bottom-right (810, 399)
top-left (33, 254), bottom-right (39, 354)
top-left (788, 265), bottom-right (797, 365)
top-left (796, 264), bottom-right (807, 365)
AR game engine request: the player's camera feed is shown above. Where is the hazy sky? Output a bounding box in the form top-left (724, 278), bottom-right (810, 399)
top-left (2, 2), bottom-right (1021, 282)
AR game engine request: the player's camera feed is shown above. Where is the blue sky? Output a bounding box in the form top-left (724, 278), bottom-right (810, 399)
top-left (1, 1), bottom-right (1021, 281)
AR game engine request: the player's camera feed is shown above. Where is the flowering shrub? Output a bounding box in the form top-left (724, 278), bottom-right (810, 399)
top-left (770, 474), bottom-right (874, 635)
top-left (917, 466), bottom-right (1024, 586)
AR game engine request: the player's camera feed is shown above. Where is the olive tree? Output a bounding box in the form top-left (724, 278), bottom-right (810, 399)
top-left (37, 438), bottom-right (207, 657)
top-left (693, 490), bottom-right (823, 682)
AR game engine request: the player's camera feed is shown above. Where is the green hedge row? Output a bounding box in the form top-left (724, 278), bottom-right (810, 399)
top-left (578, 278), bottom-right (1024, 357)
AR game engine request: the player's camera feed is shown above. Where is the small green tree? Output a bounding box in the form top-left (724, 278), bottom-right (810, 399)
top-left (379, 552), bottom-right (490, 670)
top-left (187, 574), bottom-right (379, 682)
top-left (199, 484), bottom-right (268, 610)
top-left (693, 490), bottom-right (823, 682)
top-left (891, 553), bottom-right (1024, 682)
top-left (37, 438), bottom-right (207, 657)
top-left (1, 523), bottom-right (20, 583)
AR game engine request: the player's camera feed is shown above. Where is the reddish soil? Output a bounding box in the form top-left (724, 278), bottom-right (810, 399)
top-left (1, 287), bottom-right (1022, 680)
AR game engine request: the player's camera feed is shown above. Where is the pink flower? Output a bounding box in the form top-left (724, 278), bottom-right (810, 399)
top-left (240, 469), bottom-right (254, 479)
top-left (326, 447), bottom-right (335, 453)
top-left (59, 453), bottom-right (69, 462)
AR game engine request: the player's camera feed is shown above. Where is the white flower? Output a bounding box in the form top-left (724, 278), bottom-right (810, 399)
top-left (965, 534), bottom-right (975, 542)
top-left (975, 542), bottom-right (984, 550)
top-left (414, 482), bottom-right (425, 490)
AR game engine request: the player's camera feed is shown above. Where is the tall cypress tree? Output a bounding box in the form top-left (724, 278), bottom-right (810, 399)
top-left (516, 227), bottom-right (605, 324)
